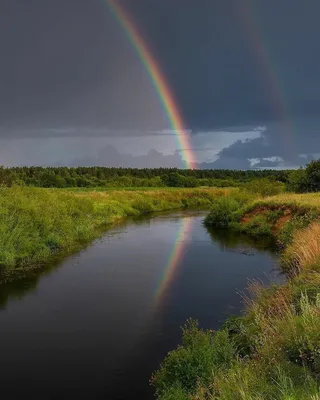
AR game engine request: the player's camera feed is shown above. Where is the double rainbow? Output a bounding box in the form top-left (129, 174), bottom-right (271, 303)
top-left (107, 1), bottom-right (294, 305)
top-left (239, 1), bottom-right (295, 155)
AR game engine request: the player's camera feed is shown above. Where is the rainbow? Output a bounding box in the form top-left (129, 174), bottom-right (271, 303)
top-left (154, 216), bottom-right (193, 305)
top-left (239, 2), bottom-right (295, 156)
top-left (107, 0), bottom-right (195, 169)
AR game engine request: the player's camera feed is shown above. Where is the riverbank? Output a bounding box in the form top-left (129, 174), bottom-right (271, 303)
top-left (152, 192), bottom-right (320, 399)
top-left (0, 186), bottom-right (230, 283)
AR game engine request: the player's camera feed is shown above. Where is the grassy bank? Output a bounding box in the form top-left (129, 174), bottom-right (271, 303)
top-left (152, 191), bottom-right (320, 399)
top-left (0, 186), bottom-right (230, 283)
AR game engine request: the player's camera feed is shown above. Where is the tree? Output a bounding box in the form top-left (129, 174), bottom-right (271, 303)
top-left (304, 160), bottom-right (320, 192)
top-left (242, 178), bottom-right (285, 197)
top-left (161, 172), bottom-right (185, 187)
top-left (286, 168), bottom-right (307, 193)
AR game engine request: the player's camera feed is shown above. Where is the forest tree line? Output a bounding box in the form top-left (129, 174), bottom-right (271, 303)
top-left (0, 162), bottom-right (319, 192)
top-left (0, 166), bottom-right (290, 188)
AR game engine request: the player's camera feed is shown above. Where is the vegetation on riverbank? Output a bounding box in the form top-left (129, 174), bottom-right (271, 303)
top-left (2, 161), bottom-right (320, 396)
top-left (152, 189), bottom-right (320, 399)
top-left (0, 186), bottom-right (229, 283)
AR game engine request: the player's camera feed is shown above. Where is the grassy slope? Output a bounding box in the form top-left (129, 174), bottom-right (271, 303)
top-left (153, 192), bottom-right (320, 400)
top-left (0, 186), bottom-right (229, 283)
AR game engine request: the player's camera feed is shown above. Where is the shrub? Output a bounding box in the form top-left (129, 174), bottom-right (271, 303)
top-left (156, 385), bottom-right (188, 400)
top-left (131, 198), bottom-right (155, 214)
top-left (304, 160), bottom-right (320, 192)
top-left (222, 315), bottom-right (257, 357)
top-left (152, 319), bottom-right (235, 397)
top-left (286, 168), bottom-right (308, 193)
top-left (204, 196), bottom-right (243, 227)
top-left (242, 179), bottom-right (286, 197)
top-left (161, 173), bottom-right (186, 187)
top-left (242, 215), bottom-right (272, 236)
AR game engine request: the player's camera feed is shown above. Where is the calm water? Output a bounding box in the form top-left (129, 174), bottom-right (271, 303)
top-left (0, 211), bottom-right (282, 399)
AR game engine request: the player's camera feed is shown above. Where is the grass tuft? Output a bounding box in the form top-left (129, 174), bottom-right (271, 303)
top-left (284, 222), bottom-right (320, 272)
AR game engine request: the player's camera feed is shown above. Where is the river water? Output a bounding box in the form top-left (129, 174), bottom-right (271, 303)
top-left (0, 211), bottom-right (282, 399)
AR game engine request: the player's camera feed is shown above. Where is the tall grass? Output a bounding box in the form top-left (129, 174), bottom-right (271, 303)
top-left (284, 222), bottom-right (320, 272)
top-left (154, 189), bottom-right (320, 399)
top-left (153, 286), bottom-right (320, 399)
top-left (0, 186), bottom-right (229, 282)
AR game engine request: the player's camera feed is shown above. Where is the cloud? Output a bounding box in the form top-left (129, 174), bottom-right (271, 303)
top-left (0, 126), bottom-right (265, 168)
top-left (1, 0), bottom-right (320, 134)
top-left (209, 118), bottom-right (320, 169)
top-left (198, 157), bottom-right (251, 170)
top-left (1, 0), bottom-right (320, 169)
top-left (0, 127), bottom-right (194, 139)
top-left (69, 145), bottom-right (185, 168)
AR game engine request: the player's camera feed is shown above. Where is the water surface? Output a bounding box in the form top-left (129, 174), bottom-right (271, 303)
top-left (0, 211), bottom-right (282, 399)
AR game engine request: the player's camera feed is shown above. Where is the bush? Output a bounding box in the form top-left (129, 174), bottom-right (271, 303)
top-left (242, 215), bottom-right (272, 236)
top-left (204, 191), bottom-right (252, 228)
top-left (222, 315), bottom-right (257, 357)
top-left (152, 319), bottom-right (235, 397)
top-left (286, 168), bottom-right (307, 193)
top-left (131, 198), bottom-right (155, 214)
top-left (288, 160), bottom-right (320, 193)
top-left (304, 160), bottom-right (320, 192)
top-left (204, 196), bottom-right (242, 227)
top-left (161, 173), bottom-right (186, 187)
top-left (242, 179), bottom-right (286, 197)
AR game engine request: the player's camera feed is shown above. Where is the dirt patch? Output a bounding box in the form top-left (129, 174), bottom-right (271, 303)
top-left (241, 206), bottom-right (293, 233)
top-left (273, 214), bottom-right (292, 232)
top-left (241, 207), bottom-right (269, 224)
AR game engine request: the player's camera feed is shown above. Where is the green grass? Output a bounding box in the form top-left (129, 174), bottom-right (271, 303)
top-left (153, 297), bottom-right (320, 399)
top-left (203, 190), bottom-right (253, 228)
top-left (65, 186), bottom-right (184, 192)
top-left (154, 190), bottom-right (320, 399)
top-left (0, 186), bottom-right (230, 283)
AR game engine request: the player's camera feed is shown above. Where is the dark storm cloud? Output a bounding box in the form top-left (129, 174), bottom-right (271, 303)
top-left (122, 0), bottom-right (320, 165)
top-left (0, 128), bottom-right (180, 139)
top-left (198, 157), bottom-right (251, 170)
top-left (70, 145), bottom-right (184, 168)
top-left (123, 0), bottom-right (320, 129)
top-left (207, 121), bottom-right (320, 170)
top-left (1, 0), bottom-right (320, 167)
top-left (212, 118), bottom-right (320, 168)
top-left (0, 0), bottom-right (167, 132)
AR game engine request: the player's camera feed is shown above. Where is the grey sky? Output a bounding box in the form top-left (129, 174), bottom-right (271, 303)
top-left (1, 0), bottom-right (319, 167)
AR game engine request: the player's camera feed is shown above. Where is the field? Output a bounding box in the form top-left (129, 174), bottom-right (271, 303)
top-left (1, 180), bottom-right (320, 398)
top-left (153, 190), bottom-right (320, 400)
top-left (0, 186), bottom-right (229, 283)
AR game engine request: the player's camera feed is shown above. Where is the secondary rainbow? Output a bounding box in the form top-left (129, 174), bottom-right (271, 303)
top-left (239, 1), bottom-right (295, 156)
top-left (107, 0), bottom-right (195, 169)
top-left (154, 217), bottom-right (193, 305)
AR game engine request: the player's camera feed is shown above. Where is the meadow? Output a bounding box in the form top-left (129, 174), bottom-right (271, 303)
top-left (152, 189), bottom-right (320, 399)
top-left (0, 185), bottom-right (229, 283)
top-left (1, 163), bottom-right (320, 398)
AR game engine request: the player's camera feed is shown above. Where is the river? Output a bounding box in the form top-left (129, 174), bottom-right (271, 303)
top-left (0, 210), bottom-right (282, 399)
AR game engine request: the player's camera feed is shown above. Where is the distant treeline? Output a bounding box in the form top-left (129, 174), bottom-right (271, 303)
top-left (0, 166), bottom-right (291, 188)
